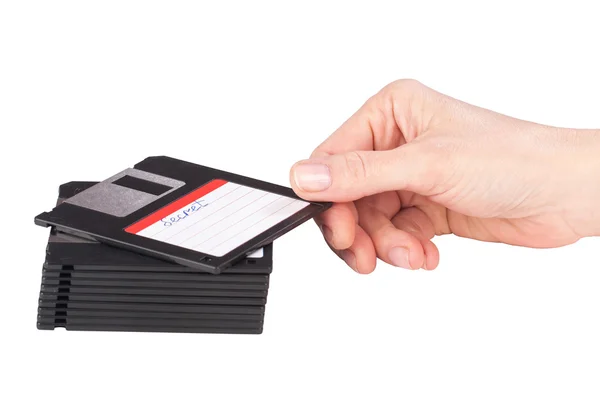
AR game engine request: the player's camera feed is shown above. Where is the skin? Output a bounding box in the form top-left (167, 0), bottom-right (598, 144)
top-left (289, 79), bottom-right (600, 273)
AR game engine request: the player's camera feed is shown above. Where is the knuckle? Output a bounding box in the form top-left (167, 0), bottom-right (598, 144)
top-left (342, 151), bottom-right (369, 183)
top-left (370, 224), bottom-right (397, 248)
top-left (386, 78), bottom-right (424, 94)
top-left (401, 217), bottom-right (423, 236)
top-left (368, 79), bottom-right (424, 109)
top-left (378, 80), bottom-right (429, 139)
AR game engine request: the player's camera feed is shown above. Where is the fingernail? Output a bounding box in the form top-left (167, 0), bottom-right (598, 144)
top-left (293, 163), bottom-right (331, 192)
top-left (320, 225), bottom-right (334, 243)
top-left (388, 247), bottom-right (412, 270)
top-left (340, 249), bottom-right (357, 272)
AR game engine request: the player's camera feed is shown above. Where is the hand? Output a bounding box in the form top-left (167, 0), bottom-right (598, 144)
top-left (289, 79), bottom-right (600, 273)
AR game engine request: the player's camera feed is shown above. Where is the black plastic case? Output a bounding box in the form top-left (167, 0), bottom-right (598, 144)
top-left (36, 181), bottom-right (274, 334)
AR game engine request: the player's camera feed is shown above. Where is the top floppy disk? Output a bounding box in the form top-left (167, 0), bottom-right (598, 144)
top-left (35, 156), bottom-right (331, 274)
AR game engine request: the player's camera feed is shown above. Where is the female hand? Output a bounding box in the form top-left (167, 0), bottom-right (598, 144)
top-left (289, 79), bottom-right (600, 273)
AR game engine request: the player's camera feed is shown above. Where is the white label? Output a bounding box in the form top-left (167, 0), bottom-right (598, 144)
top-left (125, 179), bottom-right (309, 257)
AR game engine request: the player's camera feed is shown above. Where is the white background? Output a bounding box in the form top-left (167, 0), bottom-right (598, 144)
top-left (1, 1), bottom-right (599, 399)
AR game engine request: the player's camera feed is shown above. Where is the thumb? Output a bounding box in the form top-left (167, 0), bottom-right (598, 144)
top-left (289, 144), bottom-right (438, 202)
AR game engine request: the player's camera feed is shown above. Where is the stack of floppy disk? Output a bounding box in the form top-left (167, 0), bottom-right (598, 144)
top-left (34, 156), bottom-right (330, 335)
top-left (36, 182), bottom-right (273, 334)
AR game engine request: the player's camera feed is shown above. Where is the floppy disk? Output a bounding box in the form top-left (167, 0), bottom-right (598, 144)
top-left (35, 156), bottom-right (330, 274)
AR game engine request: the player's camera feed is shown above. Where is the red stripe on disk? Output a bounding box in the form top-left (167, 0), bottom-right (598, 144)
top-left (125, 179), bottom-right (227, 234)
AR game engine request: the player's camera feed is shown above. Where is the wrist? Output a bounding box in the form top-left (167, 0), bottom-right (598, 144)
top-left (563, 128), bottom-right (600, 238)
top-left (588, 131), bottom-right (600, 237)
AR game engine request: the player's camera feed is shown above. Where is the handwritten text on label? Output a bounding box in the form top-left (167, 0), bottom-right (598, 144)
top-left (161, 200), bottom-right (209, 227)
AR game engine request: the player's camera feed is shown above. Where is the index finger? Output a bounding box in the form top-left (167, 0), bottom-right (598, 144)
top-left (310, 100), bottom-right (378, 158)
top-left (309, 80), bottom-right (419, 158)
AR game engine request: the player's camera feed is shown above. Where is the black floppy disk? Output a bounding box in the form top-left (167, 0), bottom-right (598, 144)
top-left (35, 156), bottom-right (330, 274)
